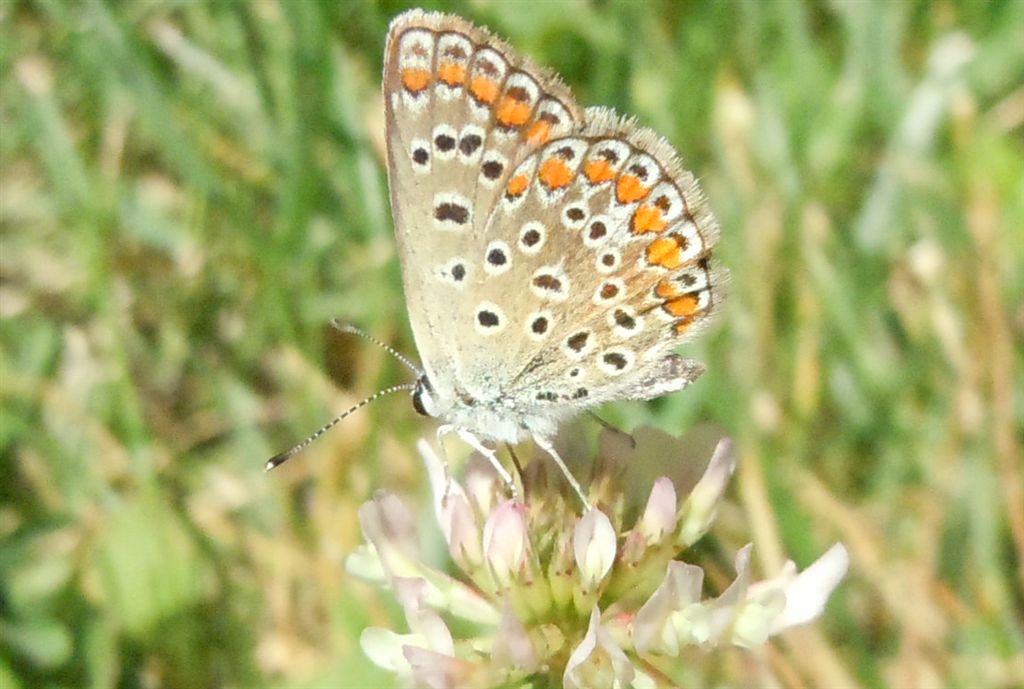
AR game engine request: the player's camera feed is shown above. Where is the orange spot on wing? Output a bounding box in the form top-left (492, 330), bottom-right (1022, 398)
top-left (539, 158), bottom-right (573, 189)
top-left (616, 174), bottom-right (650, 203)
top-left (470, 76), bottom-right (500, 104)
top-left (631, 204), bottom-right (667, 234)
top-left (438, 62), bottom-right (466, 86)
top-left (496, 96), bottom-right (531, 127)
top-left (584, 159), bottom-right (615, 184)
top-left (401, 68), bottom-right (431, 93)
top-left (655, 280), bottom-right (681, 299)
top-left (506, 174), bottom-right (529, 197)
top-left (526, 120), bottom-right (552, 145)
top-left (663, 293), bottom-right (701, 317)
top-left (646, 236), bottom-right (684, 269)
top-left (674, 319), bottom-right (694, 336)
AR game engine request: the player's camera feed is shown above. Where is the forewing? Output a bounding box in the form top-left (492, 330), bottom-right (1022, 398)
top-left (383, 10), bottom-right (582, 398)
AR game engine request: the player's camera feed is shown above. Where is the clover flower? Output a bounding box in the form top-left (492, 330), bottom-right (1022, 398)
top-left (346, 429), bottom-right (848, 688)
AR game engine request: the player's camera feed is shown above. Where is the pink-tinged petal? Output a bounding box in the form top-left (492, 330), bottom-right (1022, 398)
top-left (719, 544), bottom-right (753, 604)
top-left (677, 438), bottom-right (736, 547)
top-left (632, 572), bottom-right (673, 653)
top-left (418, 439), bottom-right (485, 571)
top-left (358, 493), bottom-right (416, 554)
top-left (465, 453), bottom-right (503, 515)
top-left (483, 500), bottom-right (528, 588)
top-left (633, 560), bottom-right (705, 654)
top-left (418, 438), bottom-right (450, 520)
top-left (617, 529), bottom-right (648, 567)
top-left (492, 603), bottom-right (539, 672)
top-left (707, 543), bottom-right (753, 641)
top-left (443, 489), bottom-right (483, 570)
top-left (638, 477), bottom-right (677, 545)
top-left (415, 440), bottom-right (483, 569)
top-left (771, 543), bottom-right (849, 632)
top-left (359, 497), bottom-right (496, 624)
top-left (392, 571), bottom-right (498, 628)
top-left (404, 646), bottom-right (482, 689)
top-left (564, 607), bottom-right (635, 689)
top-left (357, 492), bottom-right (421, 578)
top-left (392, 577), bottom-right (454, 655)
top-left (573, 508), bottom-right (617, 589)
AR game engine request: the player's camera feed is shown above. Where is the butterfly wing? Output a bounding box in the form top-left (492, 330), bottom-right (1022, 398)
top-left (384, 11), bottom-right (722, 437)
top-left (483, 108), bottom-right (723, 410)
top-left (383, 10), bottom-right (583, 404)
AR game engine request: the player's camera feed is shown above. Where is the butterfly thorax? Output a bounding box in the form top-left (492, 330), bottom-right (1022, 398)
top-left (412, 374), bottom-right (563, 444)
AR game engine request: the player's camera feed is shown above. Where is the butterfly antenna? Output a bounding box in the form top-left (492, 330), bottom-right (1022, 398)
top-left (265, 382), bottom-right (416, 471)
top-left (331, 320), bottom-right (421, 376)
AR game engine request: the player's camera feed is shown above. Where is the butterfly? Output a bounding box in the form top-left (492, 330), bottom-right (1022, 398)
top-left (270, 10), bottom-right (722, 508)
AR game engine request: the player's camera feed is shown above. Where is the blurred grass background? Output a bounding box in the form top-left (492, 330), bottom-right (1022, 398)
top-left (1, 0), bottom-right (1022, 687)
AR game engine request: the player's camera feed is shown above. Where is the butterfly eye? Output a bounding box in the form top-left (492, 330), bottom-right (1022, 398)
top-left (412, 377), bottom-right (435, 416)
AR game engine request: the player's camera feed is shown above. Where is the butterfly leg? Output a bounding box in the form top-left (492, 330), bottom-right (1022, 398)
top-left (435, 424), bottom-right (456, 486)
top-left (587, 411), bottom-right (637, 449)
top-left (452, 428), bottom-right (520, 502)
top-left (533, 435), bottom-right (591, 510)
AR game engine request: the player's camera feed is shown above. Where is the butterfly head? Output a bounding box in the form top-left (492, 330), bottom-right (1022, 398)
top-left (411, 374), bottom-right (438, 418)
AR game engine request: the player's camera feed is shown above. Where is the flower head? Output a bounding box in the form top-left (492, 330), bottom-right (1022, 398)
top-left (347, 428), bottom-right (848, 687)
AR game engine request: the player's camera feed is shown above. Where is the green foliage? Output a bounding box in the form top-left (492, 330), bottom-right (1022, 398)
top-left (1, 1), bottom-right (1021, 687)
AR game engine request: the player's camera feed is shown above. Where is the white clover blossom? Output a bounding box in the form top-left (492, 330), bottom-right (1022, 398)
top-left (564, 607), bottom-right (634, 689)
top-left (574, 507), bottom-right (617, 589)
top-left (347, 430), bottom-right (849, 688)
